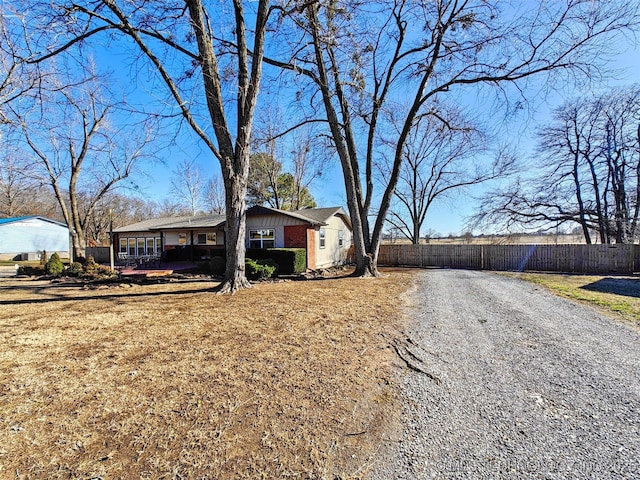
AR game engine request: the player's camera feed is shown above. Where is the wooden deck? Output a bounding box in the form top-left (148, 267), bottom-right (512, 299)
top-left (118, 269), bottom-right (174, 278)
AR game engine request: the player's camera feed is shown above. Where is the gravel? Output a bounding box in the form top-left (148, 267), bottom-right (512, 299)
top-left (371, 269), bottom-right (640, 480)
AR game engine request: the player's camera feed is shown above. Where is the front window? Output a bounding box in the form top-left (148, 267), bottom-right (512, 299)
top-left (119, 237), bottom-right (161, 256)
top-left (249, 229), bottom-right (275, 249)
top-left (146, 238), bottom-right (155, 254)
top-left (196, 232), bottom-right (217, 245)
top-left (319, 228), bottom-right (326, 249)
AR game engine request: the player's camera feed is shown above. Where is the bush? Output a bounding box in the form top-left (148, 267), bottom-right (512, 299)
top-left (245, 258), bottom-right (278, 281)
top-left (209, 256), bottom-right (226, 276)
top-left (39, 250), bottom-right (48, 266)
top-left (79, 256), bottom-right (117, 280)
top-left (84, 256), bottom-right (99, 272)
top-left (86, 265), bottom-right (118, 280)
top-left (66, 262), bottom-right (84, 276)
top-left (245, 248), bottom-right (306, 274)
top-left (17, 265), bottom-right (44, 276)
top-left (45, 252), bottom-right (64, 275)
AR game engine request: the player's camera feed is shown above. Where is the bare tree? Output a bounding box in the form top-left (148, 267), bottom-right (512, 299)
top-left (9, 78), bottom-right (152, 260)
top-left (203, 175), bottom-right (226, 215)
top-left (21, 0), bottom-right (272, 292)
top-left (156, 199), bottom-right (192, 218)
top-left (170, 159), bottom-right (206, 216)
top-left (274, 0), bottom-right (639, 275)
top-left (0, 151), bottom-right (63, 218)
top-left (0, 11), bottom-right (35, 127)
top-left (289, 128), bottom-right (324, 210)
top-left (473, 85), bottom-right (640, 243)
top-left (385, 109), bottom-right (513, 244)
top-left (85, 193), bottom-right (160, 246)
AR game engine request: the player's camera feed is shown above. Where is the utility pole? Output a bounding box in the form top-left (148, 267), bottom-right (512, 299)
top-left (109, 209), bottom-right (115, 271)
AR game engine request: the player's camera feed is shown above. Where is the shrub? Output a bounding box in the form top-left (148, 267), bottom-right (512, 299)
top-left (39, 250), bottom-right (48, 266)
top-left (45, 252), bottom-right (64, 275)
top-left (84, 256), bottom-right (99, 272)
top-left (17, 265), bottom-right (44, 276)
top-left (245, 248), bottom-right (306, 274)
top-left (209, 256), bottom-right (226, 276)
top-left (245, 258), bottom-right (278, 281)
top-left (87, 265), bottom-right (118, 280)
top-left (79, 256), bottom-right (117, 280)
top-left (66, 262), bottom-right (84, 276)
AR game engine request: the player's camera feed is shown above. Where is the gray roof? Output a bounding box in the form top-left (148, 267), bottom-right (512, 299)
top-left (290, 207), bottom-right (351, 228)
top-left (114, 207), bottom-right (352, 233)
top-left (114, 214), bottom-right (226, 233)
top-left (246, 205), bottom-right (351, 228)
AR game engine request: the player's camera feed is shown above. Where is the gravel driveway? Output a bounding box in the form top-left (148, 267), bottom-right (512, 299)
top-left (372, 269), bottom-right (640, 479)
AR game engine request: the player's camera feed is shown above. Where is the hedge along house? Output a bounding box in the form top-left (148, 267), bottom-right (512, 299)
top-left (245, 206), bottom-right (352, 270)
top-left (113, 206), bottom-right (353, 269)
top-left (113, 214), bottom-right (226, 261)
top-left (0, 216), bottom-right (70, 261)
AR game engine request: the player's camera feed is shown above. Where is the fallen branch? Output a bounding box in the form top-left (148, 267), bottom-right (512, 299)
top-left (392, 339), bottom-right (442, 384)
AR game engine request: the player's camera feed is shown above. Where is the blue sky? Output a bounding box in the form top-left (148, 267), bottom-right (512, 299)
top-left (117, 13), bottom-right (639, 238)
top-left (16, 1), bottom-right (635, 238)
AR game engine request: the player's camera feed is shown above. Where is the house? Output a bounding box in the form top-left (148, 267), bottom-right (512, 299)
top-left (245, 205), bottom-right (352, 269)
top-left (0, 216), bottom-right (70, 261)
top-left (113, 206), bottom-right (353, 270)
top-left (113, 214), bottom-right (226, 261)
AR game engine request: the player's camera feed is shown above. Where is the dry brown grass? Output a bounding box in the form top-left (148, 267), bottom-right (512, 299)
top-left (0, 268), bottom-right (418, 479)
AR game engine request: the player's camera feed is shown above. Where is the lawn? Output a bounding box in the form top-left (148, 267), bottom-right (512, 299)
top-left (508, 272), bottom-right (640, 328)
top-left (0, 269), bottom-right (417, 479)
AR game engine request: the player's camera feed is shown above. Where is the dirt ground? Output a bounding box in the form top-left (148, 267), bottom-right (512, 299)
top-left (0, 268), bottom-right (418, 479)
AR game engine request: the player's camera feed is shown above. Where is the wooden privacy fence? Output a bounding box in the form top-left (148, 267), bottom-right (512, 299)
top-left (378, 244), bottom-right (640, 274)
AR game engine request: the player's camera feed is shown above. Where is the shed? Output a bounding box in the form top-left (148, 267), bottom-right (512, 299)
top-left (0, 216), bottom-right (70, 261)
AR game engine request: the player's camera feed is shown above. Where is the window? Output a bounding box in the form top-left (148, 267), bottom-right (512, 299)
top-left (338, 230), bottom-right (344, 247)
top-left (146, 238), bottom-right (155, 254)
top-left (196, 232), bottom-right (217, 245)
top-left (319, 228), bottom-right (326, 249)
top-left (249, 229), bottom-right (275, 248)
top-left (119, 237), bottom-right (160, 256)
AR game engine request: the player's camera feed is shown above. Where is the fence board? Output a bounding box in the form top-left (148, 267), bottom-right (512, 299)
top-left (378, 244), bottom-right (638, 274)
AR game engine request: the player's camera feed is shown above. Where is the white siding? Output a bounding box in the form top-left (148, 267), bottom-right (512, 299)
top-left (0, 218), bottom-right (69, 255)
top-left (314, 215), bottom-right (353, 268)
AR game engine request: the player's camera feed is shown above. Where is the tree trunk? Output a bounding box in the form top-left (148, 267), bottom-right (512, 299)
top-left (217, 160), bottom-right (252, 294)
top-left (70, 230), bottom-right (86, 262)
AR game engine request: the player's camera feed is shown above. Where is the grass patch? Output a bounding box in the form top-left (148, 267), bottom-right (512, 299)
top-left (0, 268), bottom-right (417, 479)
top-left (508, 272), bottom-right (640, 327)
